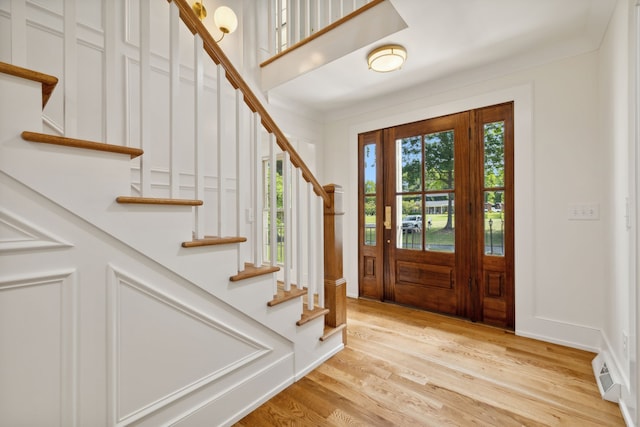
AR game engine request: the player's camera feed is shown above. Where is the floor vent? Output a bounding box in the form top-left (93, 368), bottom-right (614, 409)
top-left (592, 353), bottom-right (621, 402)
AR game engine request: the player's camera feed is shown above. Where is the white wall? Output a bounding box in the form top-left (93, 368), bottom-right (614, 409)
top-left (599, 0), bottom-right (637, 422)
top-left (323, 51), bottom-right (609, 351)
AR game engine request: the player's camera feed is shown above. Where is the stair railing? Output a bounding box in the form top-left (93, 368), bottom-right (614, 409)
top-left (265, 0), bottom-right (382, 60)
top-left (163, 0), bottom-right (344, 321)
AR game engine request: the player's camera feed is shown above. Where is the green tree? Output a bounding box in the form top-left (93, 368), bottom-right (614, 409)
top-left (425, 130), bottom-right (455, 230)
top-left (399, 136), bottom-right (422, 192)
top-left (364, 179), bottom-right (376, 194)
top-left (484, 121), bottom-right (505, 187)
top-left (398, 123), bottom-right (504, 231)
top-left (483, 121), bottom-right (505, 210)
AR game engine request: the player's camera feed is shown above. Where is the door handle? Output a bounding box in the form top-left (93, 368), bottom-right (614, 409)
top-left (384, 206), bottom-right (392, 229)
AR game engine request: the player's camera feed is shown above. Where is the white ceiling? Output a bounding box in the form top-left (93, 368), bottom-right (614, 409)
top-left (264, 0), bottom-right (617, 115)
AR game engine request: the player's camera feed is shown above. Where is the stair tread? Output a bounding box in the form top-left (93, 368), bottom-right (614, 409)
top-left (0, 62), bottom-right (58, 108)
top-left (22, 131), bottom-right (143, 159)
top-left (267, 284), bottom-right (306, 307)
top-left (182, 236), bottom-right (247, 247)
top-left (230, 263), bottom-right (280, 282)
top-left (320, 323), bottom-right (347, 341)
top-left (297, 306), bottom-right (330, 326)
top-left (116, 196), bottom-right (203, 206)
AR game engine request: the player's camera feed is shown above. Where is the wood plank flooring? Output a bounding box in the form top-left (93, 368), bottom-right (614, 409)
top-left (235, 298), bottom-right (624, 426)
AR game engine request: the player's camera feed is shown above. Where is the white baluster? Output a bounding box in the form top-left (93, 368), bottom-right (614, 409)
top-left (296, 168), bottom-right (303, 292)
top-left (317, 193), bottom-right (325, 307)
top-left (169, 2), bottom-right (180, 198)
top-left (217, 63), bottom-right (224, 237)
top-left (283, 151), bottom-right (291, 292)
top-left (269, 134), bottom-right (278, 297)
top-left (307, 181), bottom-right (314, 310)
top-left (252, 112), bottom-right (263, 267)
top-left (287, 0), bottom-right (294, 48)
top-left (303, 0), bottom-right (311, 38)
top-left (236, 89), bottom-right (245, 272)
top-left (315, 0), bottom-right (321, 36)
top-left (193, 35), bottom-right (205, 239)
top-left (276, 0), bottom-right (283, 53)
top-left (269, 134), bottom-right (277, 268)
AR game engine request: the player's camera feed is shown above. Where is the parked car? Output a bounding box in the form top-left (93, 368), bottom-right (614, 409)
top-left (402, 215), bottom-right (422, 233)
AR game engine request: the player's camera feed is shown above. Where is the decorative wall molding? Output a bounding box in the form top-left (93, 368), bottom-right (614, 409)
top-left (0, 269), bottom-right (78, 427)
top-left (42, 113), bottom-right (64, 135)
top-left (129, 167), bottom-right (238, 192)
top-left (0, 208), bottom-right (73, 252)
top-left (166, 353), bottom-right (295, 426)
top-left (123, 53), bottom-right (220, 91)
top-left (106, 264), bottom-right (272, 426)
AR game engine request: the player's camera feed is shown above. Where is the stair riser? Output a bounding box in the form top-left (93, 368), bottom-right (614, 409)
top-left (0, 74), bottom-right (42, 143)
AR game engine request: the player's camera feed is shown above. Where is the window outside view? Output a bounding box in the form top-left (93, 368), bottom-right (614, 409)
top-left (361, 122), bottom-right (506, 256)
top-left (396, 130), bottom-right (456, 252)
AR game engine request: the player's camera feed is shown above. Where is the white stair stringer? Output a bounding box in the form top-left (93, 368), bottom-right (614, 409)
top-left (0, 171), bottom-right (295, 427)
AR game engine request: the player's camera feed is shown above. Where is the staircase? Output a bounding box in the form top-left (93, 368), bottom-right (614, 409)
top-left (0, 1), bottom-right (345, 425)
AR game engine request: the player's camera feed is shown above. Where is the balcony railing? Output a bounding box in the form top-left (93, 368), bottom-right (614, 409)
top-left (267, 0), bottom-right (380, 56)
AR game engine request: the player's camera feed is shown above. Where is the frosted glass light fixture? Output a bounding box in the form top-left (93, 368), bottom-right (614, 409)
top-left (367, 45), bottom-right (407, 72)
top-left (192, 2), bottom-right (238, 42)
top-left (214, 6), bottom-right (238, 36)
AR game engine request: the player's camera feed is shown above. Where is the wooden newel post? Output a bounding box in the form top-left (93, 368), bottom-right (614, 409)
top-left (323, 184), bottom-right (347, 341)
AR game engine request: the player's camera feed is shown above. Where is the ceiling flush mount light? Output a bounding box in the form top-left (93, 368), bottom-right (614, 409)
top-left (367, 45), bottom-right (407, 73)
top-left (192, 2), bottom-right (238, 42)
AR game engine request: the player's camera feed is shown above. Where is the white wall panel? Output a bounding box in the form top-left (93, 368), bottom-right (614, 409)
top-left (29, 0), bottom-right (62, 16)
top-left (76, 42), bottom-right (104, 140)
top-left (0, 13), bottom-right (11, 62)
top-left (76, 0), bottom-right (102, 31)
top-left (0, 208), bottom-right (73, 251)
top-left (107, 266), bottom-right (271, 425)
top-left (0, 270), bottom-right (77, 427)
top-left (26, 16), bottom-right (64, 127)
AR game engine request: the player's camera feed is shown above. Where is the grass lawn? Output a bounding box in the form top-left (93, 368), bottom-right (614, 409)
top-left (365, 212), bottom-right (505, 251)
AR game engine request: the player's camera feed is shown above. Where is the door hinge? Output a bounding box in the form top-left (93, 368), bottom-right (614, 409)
top-left (468, 277), bottom-right (472, 291)
top-left (468, 127), bottom-right (472, 139)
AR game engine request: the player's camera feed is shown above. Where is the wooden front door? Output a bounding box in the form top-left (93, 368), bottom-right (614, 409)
top-left (358, 102), bottom-right (514, 329)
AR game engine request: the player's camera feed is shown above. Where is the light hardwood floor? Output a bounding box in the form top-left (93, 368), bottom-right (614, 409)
top-left (236, 298), bottom-right (624, 426)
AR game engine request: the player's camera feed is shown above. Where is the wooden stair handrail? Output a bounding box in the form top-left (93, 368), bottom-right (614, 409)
top-left (168, 0), bottom-right (330, 207)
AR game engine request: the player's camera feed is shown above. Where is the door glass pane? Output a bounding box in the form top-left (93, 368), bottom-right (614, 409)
top-left (425, 193), bottom-right (455, 252)
top-left (396, 136), bottom-right (422, 192)
top-left (397, 195), bottom-right (422, 250)
top-left (364, 196), bottom-right (376, 246)
top-left (363, 144), bottom-right (376, 194)
top-left (484, 121), bottom-right (505, 187)
top-left (484, 191), bottom-right (504, 256)
top-left (425, 130), bottom-right (455, 191)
